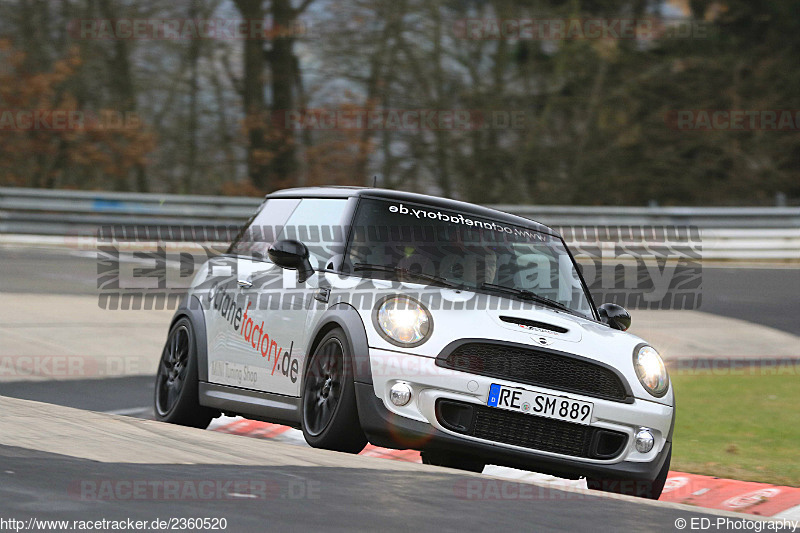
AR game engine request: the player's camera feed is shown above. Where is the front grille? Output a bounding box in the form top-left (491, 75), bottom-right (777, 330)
top-left (437, 342), bottom-right (629, 402)
top-left (437, 400), bottom-right (628, 459)
top-left (474, 405), bottom-right (591, 456)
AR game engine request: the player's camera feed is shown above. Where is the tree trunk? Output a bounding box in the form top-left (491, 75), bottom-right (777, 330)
top-left (98, 0), bottom-right (148, 192)
top-left (233, 0), bottom-right (269, 191)
top-left (268, 0), bottom-right (298, 190)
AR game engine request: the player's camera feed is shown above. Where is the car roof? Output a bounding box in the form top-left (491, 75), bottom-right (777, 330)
top-left (265, 186), bottom-right (557, 236)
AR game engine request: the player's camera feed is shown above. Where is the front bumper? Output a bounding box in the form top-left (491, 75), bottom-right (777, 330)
top-left (355, 347), bottom-right (674, 482)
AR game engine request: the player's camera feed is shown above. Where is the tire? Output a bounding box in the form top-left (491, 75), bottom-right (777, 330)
top-left (154, 317), bottom-right (216, 429)
top-left (301, 328), bottom-right (367, 453)
top-left (586, 447), bottom-right (671, 500)
top-left (421, 450), bottom-right (485, 473)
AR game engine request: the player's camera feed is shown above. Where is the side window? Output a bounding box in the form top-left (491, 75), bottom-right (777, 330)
top-left (228, 198), bottom-right (301, 258)
top-left (277, 199), bottom-right (349, 268)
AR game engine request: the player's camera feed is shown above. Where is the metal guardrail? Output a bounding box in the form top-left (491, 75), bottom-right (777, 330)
top-left (0, 187), bottom-right (259, 236)
top-left (1, 187), bottom-right (798, 261)
top-left (495, 205), bottom-right (800, 229)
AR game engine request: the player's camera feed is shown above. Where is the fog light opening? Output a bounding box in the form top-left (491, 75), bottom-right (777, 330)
top-left (390, 383), bottom-right (413, 406)
top-left (634, 428), bottom-right (655, 453)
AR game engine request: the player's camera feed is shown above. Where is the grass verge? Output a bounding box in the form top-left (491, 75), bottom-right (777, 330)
top-left (670, 371), bottom-right (799, 486)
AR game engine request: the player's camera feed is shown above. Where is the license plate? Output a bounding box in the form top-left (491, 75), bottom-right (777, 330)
top-left (487, 384), bottom-right (594, 425)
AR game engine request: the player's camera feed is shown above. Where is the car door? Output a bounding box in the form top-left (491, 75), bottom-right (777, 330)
top-left (237, 197), bottom-right (351, 397)
top-left (205, 197), bottom-right (300, 392)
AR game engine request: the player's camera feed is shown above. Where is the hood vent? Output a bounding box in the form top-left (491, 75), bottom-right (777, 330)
top-left (499, 316), bottom-right (569, 334)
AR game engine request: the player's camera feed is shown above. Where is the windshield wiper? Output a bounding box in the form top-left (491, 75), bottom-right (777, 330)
top-left (478, 283), bottom-right (577, 314)
top-left (354, 263), bottom-right (463, 289)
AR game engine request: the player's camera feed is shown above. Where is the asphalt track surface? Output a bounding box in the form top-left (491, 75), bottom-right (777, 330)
top-left (1, 440), bottom-right (757, 533)
top-left (0, 376), bottom-right (156, 417)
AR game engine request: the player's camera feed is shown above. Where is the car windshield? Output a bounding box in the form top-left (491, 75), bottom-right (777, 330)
top-left (345, 198), bottom-right (594, 318)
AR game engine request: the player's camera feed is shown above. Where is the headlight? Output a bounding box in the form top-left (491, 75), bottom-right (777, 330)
top-left (373, 296), bottom-right (432, 347)
top-left (633, 345), bottom-right (669, 397)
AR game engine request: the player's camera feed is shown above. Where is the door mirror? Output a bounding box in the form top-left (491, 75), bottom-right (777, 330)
top-left (268, 240), bottom-right (314, 283)
top-left (598, 303), bottom-right (631, 331)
